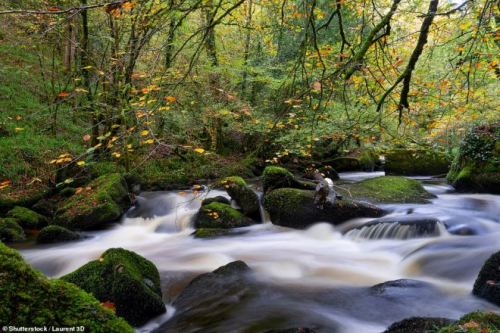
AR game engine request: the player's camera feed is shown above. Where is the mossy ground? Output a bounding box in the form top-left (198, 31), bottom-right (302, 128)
top-left (6, 206), bottom-right (47, 229)
top-left (61, 248), bottom-right (165, 326)
top-left (338, 176), bottom-right (436, 204)
top-left (437, 311), bottom-right (500, 333)
top-left (0, 242), bottom-right (133, 331)
top-left (196, 202), bottom-right (252, 229)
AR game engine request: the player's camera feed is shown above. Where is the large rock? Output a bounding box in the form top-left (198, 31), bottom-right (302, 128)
top-left (219, 177), bottom-right (260, 220)
top-left (61, 248), bottom-right (165, 326)
top-left (0, 218), bottom-right (25, 242)
top-left (385, 148), bottom-right (452, 176)
top-left (0, 184), bottom-right (50, 214)
top-left (54, 173), bottom-right (130, 230)
top-left (0, 242), bottom-right (133, 331)
top-left (263, 188), bottom-right (383, 229)
top-left (323, 149), bottom-right (380, 172)
top-left (447, 123), bottom-right (500, 194)
top-left (262, 166), bottom-right (314, 193)
top-left (473, 251), bottom-right (500, 307)
top-left (195, 202), bottom-right (253, 229)
top-left (37, 225), bottom-right (81, 244)
top-left (338, 176), bottom-right (436, 204)
top-left (6, 206), bottom-right (47, 230)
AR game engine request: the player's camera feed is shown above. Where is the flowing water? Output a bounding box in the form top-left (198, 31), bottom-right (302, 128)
top-left (16, 172), bottom-right (500, 332)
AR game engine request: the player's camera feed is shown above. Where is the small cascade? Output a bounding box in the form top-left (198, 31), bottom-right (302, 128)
top-left (255, 191), bottom-right (272, 223)
top-left (346, 220), bottom-right (446, 240)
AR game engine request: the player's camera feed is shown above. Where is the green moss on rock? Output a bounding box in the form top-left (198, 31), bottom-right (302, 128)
top-left (37, 225), bottom-right (81, 244)
top-left (61, 248), bottom-right (165, 326)
top-left (339, 176), bottom-right (436, 204)
top-left (0, 185), bottom-right (50, 214)
top-left (219, 177), bottom-right (260, 220)
top-left (385, 148), bottom-right (452, 176)
top-left (437, 311), bottom-right (500, 333)
top-left (261, 166), bottom-right (314, 193)
top-left (0, 242), bottom-right (133, 332)
top-left (201, 196), bottom-right (231, 206)
top-left (196, 202), bottom-right (252, 229)
top-left (53, 173), bottom-right (129, 230)
top-left (383, 317), bottom-right (454, 333)
top-left (473, 250), bottom-right (500, 307)
top-left (0, 218), bottom-right (25, 242)
top-left (192, 228), bottom-right (231, 238)
top-left (263, 188), bottom-right (383, 229)
top-left (6, 206), bottom-right (47, 229)
top-left (447, 123), bottom-right (500, 194)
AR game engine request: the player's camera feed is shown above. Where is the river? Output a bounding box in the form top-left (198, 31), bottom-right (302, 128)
top-left (17, 172), bottom-right (500, 332)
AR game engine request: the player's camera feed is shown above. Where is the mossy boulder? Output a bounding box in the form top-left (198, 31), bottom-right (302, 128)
top-left (385, 148), bottom-right (452, 176)
top-left (6, 206), bottom-right (47, 229)
top-left (473, 251), bottom-right (500, 307)
top-left (0, 218), bottom-right (25, 242)
top-left (0, 184), bottom-right (50, 214)
top-left (32, 199), bottom-right (57, 218)
top-left (192, 228), bottom-right (231, 238)
top-left (195, 202), bottom-right (253, 229)
top-left (447, 123), bottom-right (500, 194)
top-left (61, 248), bottom-right (165, 326)
top-left (60, 187), bottom-right (77, 197)
top-left (263, 188), bottom-right (383, 229)
top-left (201, 195), bottom-right (231, 206)
top-left (324, 149), bottom-right (380, 172)
top-left (338, 176), bottom-right (436, 204)
top-left (383, 317), bottom-right (454, 333)
top-left (53, 173), bottom-right (130, 230)
top-left (437, 311), bottom-right (500, 333)
top-left (262, 166), bottom-right (314, 193)
top-left (0, 242), bottom-right (133, 332)
top-left (37, 225), bottom-right (81, 244)
top-left (219, 177), bottom-right (260, 220)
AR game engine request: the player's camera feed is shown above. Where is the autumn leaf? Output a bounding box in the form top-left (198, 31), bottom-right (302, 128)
top-left (311, 81), bottom-right (321, 90)
top-left (83, 134), bottom-right (91, 141)
top-left (144, 139), bottom-right (154, 144)
top-left (47, 7), bottom-right (61, 11)
top-left (57, 92), bottom-right (70, 97)
top-left (140, 130), bottom-right (149, 136)
top-left (194, 148), bottom-right (205, 154)
top-left (14, 127), bottom-right (24, 131)
top-left (165, 96), bottom-right (178, 102)
top-left (112, 152), bottom-right (121, 158)
top-left (100, 301), bottom-right (116, 313)
top-left (99, 257), bottom-right (105, 262)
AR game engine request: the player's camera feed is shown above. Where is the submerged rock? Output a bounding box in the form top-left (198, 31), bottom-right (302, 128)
top-left (473, 251), bottom-right (500, 307)
top-left (447, 123), bottom-right (500, 194)
top-left (37, 225), bottom-right (81, 243)
top-left (347, 216), bottom-right (444, 240)
top-left (0, 218), bottom-right (25, 242)
top-left (6, 206), bottom-right (47, 230)
top-left (53, 173), bottom-right (130, 230)
top-left (385, 148), bottom-right (452, 176)
top-left (195, 202), bottom-right (253, 229)
top-left (263, 188), bottom-right (383, 229)
top-left (0, 242), bottom-right (133, 331)
top-left (220, 176), bottom-right (260, 220)
top-left (61, 248), bottom-right (165, 326)
top-left (338, 176), bottom-right (436, 204)
top-left (383, 316), bottom-right (454, 333)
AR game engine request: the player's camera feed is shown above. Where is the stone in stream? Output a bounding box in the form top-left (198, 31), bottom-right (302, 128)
top-left (384, 148), bottom-right (452, 176)
top-left (447, 123), bottom-right (500, 194)
top-left (263, 188), bottom-right (383, 229)
top-left (36, 225), bottom-right (81, 243)
top-left (218, 176), bottom-right (261, 220)
top-left (0, 242), bottom-right (133, 331)
top-left (6, 206), bottom-right (48, 230)
top-left (53, 173), bottom-right (130, 230)
top-left (61, 248), bottom-right (165, 326)
top-left (346, 216), bottom-right (445, 240)
top-left (201, 195), bottom-right (231, 206)
top-left (382, 316), bottom-right (454, 333)
top-left (195, 202), bottom-right (253, 229)
top-left (261, 166), bottom-right (315, 193)
top-left (473, 250), bottom-right (500, 307)
top-left (0, 217), bottom-right (25, 242)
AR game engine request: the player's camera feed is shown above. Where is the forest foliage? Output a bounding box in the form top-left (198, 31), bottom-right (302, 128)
top-left (0, 0), bottom-right (498, 187)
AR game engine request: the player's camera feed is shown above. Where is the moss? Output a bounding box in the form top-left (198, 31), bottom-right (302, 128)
top-left (384, 148), bottom-right (452, 176)
top-left (37, 225), bottom-right (81, 244)
top-left (195, 202), bottom-right (253, 229)
top-left (383, 317), bottom-right (454, 333)
top-left (219, 177), bottom-right (260, 220)
top-left (473, 250), bottom-right (500, 307)
top-left (262, 166), bottom-right (295, 192)
top-left (201, 196), bottom-right (230, 206)
top-left (87, 162), bottom-right (125, 179)
top-left (6, 206), bottom-right (47, 229)
top-left (0, 184), bottom-right (50, 214)
top-left (263, 188), bottom-right (383, 229)
top-left (60, 187), bottom-right (77, 197)
top-left (53, 173), bottom-right (129, 230)
top-left (61, 248), bottom-right (165, 326)
top-left (437, 311), bottom-right (500, 333)
top-left (0, 218), bottom-right (25, 242)
top-left (338, 176), bottom-right (436, 204)
top-left (0, 242), bottom-right (133, 331)
top-left (192, 228), bottom-right (231, 238)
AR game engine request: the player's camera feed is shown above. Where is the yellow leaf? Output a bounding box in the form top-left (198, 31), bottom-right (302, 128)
top-left (165, 96), bottom-right (178, 102)
top-left (77, 161), bottom-right (85, 166)
top-left (140, 130), bottom-right (149, 136)
top-left (112, 152), bottom-right (121, 158)
top-left (144, 139), bottom-right (154, 144)
top-left (82, 65), bottom-right (94, 70)
top-left (15, 127), bottom-right (24, 131)
top-left (194, 148), bottom-right (205, 154)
